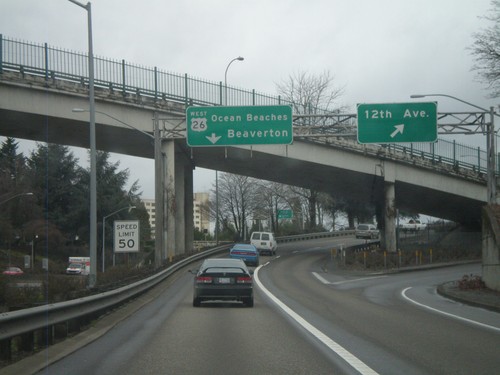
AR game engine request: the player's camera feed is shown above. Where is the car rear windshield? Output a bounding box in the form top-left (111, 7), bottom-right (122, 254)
top-left (358, 225), bottom-right (369, 230)
top-left (262, 233), bottom-right (270, 240)
top-left (251, 233), bottom-right (260, 240)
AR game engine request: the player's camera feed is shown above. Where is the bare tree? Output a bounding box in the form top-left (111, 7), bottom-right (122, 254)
top-left (471, 0), bottom-right (500, 97)
top-left (276, 70), bottom-right (345, 118)
top-left (210, 173), bottom-right (258, 240)
top-left (254, 181), bottom-right (296, 233)
top-left (276, 70), bottom-right (346, 231)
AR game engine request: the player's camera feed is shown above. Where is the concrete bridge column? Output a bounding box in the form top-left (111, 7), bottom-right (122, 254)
top-left (163, 139), bottom-right (193, 262)
top-left (382, 161), bottom-right (397, 253)
top-left (164, 140), bottom-right (176, 262)
top-left (174, 157), bottom-right (186, 256)
top-left (185, 164), bottom-right (194, 254)
top-left (384, 182), bottom-right (397, 253)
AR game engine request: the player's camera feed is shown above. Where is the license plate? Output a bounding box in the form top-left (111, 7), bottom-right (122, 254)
top-left (218, 277), bottom-right (231, 284)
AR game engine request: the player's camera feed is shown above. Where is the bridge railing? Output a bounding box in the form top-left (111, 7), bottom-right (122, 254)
top-left (1, 35), bottom-right (497, 176)
top-left (0, 35), bottom-right (292, 108)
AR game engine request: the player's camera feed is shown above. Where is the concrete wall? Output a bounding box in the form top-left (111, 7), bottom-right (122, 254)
top-left (482, 206), bottom-right (500, 291)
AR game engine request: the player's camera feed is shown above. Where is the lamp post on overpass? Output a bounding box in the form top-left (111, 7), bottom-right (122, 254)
top-left (215, 56), bottom-right (245, 244)
top-left (411, 94), bottom-right (496, 205)
top-left (72, 108), bottom-right (163, 268)
top-left (67, 0), bottom-right (97, 287)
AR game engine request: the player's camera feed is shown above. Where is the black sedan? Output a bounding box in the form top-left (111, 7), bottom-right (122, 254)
top-left (191, 258), bottom-right (254, 307)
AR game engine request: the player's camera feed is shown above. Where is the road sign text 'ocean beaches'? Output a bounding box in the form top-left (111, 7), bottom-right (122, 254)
top-left (187, 105), bottom-right (293, 146)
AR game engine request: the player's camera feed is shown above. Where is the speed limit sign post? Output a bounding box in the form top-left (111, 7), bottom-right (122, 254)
top-left (114, 220), bottom-right (140, 253)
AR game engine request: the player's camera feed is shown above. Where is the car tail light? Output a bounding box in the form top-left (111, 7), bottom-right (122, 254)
top-left (196, 276), bottom-right (213, 284)
top-left (236, 276), bottom-right (252, 284)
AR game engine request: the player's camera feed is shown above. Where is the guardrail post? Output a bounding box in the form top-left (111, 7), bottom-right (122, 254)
top-left (219, 81), bottom-right (223, 105)
top-left (20, 331), bottom-right (34, 352)
top-left (0, 34), bottom-right (3, 74)
top-left (44, 42), bottom-right (49, 81)
top-left (154, 66), bottom-right (158, 100)
top-left (0, 338), bottom-right (11, 361)
top-left (121, 59), bottom-right (126, 96)
top-left (184, 73), bottom-right (188, 106)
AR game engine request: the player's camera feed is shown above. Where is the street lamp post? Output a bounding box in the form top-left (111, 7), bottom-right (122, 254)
top-left (102, 205), bottom-right (135, 273)
top-left (411, 94), bottom-right (496, 204)
top-left (68, 0), bottom-right (97, 288)
top-left (31, 235), bottom-right (38, 271)
top-left (0, 192), bottom-right (33, 205)
top-left (224, 56), bottom-right (244, 106)
top-left (215, 57), bottom-right (244, 244)
top-left (72, 108), bottom-right (163, 268)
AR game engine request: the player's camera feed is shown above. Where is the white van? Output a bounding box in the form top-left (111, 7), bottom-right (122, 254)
top-left (250, 232), bottom-right (277, 255)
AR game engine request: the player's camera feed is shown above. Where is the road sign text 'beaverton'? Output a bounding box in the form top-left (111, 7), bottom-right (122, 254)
top-left (186, 105), bottom-right (293, 146)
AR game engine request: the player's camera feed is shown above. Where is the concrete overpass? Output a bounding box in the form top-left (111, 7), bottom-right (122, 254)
top-left (0, 70), bottom-right (491, 257)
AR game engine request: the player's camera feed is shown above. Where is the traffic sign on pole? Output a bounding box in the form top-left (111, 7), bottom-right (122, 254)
top-left (277, 209), bottom-right (293, 219)
top-left (114, 220), bottom-right (140, 253)
top-left (186, 105), bottom-right (293, 146)
top-left (357, 102), bottom-right (437, 144)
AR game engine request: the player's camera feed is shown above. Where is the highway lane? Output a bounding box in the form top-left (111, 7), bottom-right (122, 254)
top-left (32, 237), bottom-right (499, 375)
top-left (257, 241), bottom-right (500, 374)
top-left (33, 246), bottom-right (343, 374)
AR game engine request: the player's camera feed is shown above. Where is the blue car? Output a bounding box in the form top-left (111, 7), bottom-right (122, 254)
top-left (229, 244), bottom-right (259, 267)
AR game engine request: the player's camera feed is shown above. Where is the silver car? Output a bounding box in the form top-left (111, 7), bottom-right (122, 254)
top-left (355, 224), bottom-right (379, 239)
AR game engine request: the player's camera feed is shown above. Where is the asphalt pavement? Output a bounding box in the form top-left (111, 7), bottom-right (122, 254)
top-left (1, 260), bottom-right (498, 375)
top-left (383, 260), bottom-right (500, 313)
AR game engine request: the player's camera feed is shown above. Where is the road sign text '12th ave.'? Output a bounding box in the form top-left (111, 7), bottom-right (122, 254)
top-left (357, 102), bottom-right (437, 144)
top-left (186, 105), bottom-right (293, 146)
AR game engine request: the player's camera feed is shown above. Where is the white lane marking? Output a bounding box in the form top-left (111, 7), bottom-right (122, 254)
top-left (255, 266), bottom-right (380, 375)
top-left (401, 287), bottom-right (500, 333)
top-left (312, 272), bottom-right (331, 284)
top-left (331, 276), bottom-right (387, 285)
top-left (312, 272), bottom-right (387, 286)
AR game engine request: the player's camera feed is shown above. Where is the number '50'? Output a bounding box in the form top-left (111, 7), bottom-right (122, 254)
top-left (119, 239), bottom-right (135, 248)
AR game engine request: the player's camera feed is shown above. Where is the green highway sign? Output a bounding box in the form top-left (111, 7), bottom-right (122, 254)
top-left (186, 105), bottom-right (293, 147)
top-left (357, 102), bottom-right (437, 144)
top-left (277, 209), bottom-right (293, 219)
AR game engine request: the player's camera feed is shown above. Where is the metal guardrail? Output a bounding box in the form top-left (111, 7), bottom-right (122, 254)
top-left (0, 231), bottom-right (355, 343)
top-left (277, 230), bottom-right (355, 243)
top-left (0, 244), bottom-right (231, 342)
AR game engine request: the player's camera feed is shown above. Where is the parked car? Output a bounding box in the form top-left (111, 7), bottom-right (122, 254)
top-left (400, 219), bottom-right (427, 232)
top-left (250, 231), bottom-right (277, 255)
top-left (66, 263), bottom-right (86, 275)
top-left (2, 266), bottom-right (24, 276)
top-left (230, 243), bottom-right (259, 267)
top-left (191, 258), bottom-right (254, 307)
top-left (355, 224), bottom-right (379, 239)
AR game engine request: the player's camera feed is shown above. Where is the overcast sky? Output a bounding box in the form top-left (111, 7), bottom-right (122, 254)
top-left (1, 0), bottom-right (498, 198)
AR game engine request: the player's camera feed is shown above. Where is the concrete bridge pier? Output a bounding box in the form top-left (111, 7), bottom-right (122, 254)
top-left (163, 140), bottom-right (194, 263)
top-left (381, 161), bottom-right (397, 253)
top-left (384, 182), bottom-right (397, 253)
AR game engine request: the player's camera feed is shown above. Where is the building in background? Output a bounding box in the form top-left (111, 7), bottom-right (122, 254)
top-left (141, 193), bottom-right (210, 238)
top-left (142, 198), bottom-right (156, 238)
top-left (193, 192), bottom-right (210, 234)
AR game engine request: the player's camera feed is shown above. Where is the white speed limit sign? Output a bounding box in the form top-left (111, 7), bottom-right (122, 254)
top-left (114, 220), bottom-right (140, 253)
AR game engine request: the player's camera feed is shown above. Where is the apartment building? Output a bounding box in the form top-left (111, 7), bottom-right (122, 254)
top-left (141, 192), bottom-right (210, 238)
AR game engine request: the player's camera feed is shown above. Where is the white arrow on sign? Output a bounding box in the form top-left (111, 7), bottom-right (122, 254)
top-left (390, 124), bottom-right (405, 138)
top-left (206, 133), bottom-right (221, 144)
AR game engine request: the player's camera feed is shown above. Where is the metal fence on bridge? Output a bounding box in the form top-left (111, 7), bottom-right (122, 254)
top-left (1, 35), bottom-right (498, 176)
